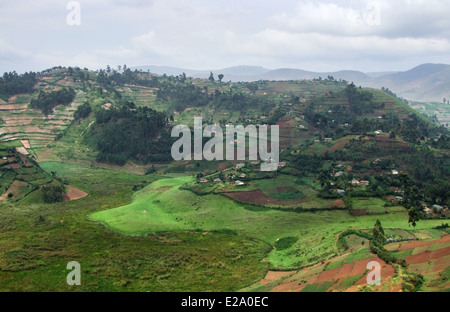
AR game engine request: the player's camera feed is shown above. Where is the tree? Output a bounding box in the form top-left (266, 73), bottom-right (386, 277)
top-left (218, 74), bottom-right (224, 83)
top-left (208, 72), bottom-right (215, 82)
top-left (408, 207), bottom-right (420, 228)
top-left (373, 219), bottom-right (385, 244)
top-left (74, 101), bottom-right (92, 120)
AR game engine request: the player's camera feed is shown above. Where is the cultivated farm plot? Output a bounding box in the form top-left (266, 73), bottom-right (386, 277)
top-left (243, 230), bottom-right (449, 292)
top-left (0, 89), bottom-right (84, 153)
top-left (352, 197), bottom-right (389, 215)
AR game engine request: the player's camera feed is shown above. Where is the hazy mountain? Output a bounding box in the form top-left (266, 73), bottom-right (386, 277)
top-left (132, 63), bottom-right (450, 102)
top-left (368, 64), bottom-right (450, 102)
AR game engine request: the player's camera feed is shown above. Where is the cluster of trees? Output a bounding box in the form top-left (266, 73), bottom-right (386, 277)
top-left (67, 66), bottom-right (90, 82)
top-left (73, 101), bottom-right (92, 120)
top-left (29, 87), bottom-right (76, 115)
top-left (86, 102), bottom-right (173, 165)
top-left (346, 83), bottom-right (377, 115)
top-left (289, 153), bottom-right (325, 175)
top-left (42, 185), bottom-right (65, 203)
top-left (156, 80), bottom-right (275, 113)
top-left (157, 82), bottom-right (210, 110)
top-left (96, 66), bottom-right (158, 88)
top-left (0, 71), bottom-right (37, 96)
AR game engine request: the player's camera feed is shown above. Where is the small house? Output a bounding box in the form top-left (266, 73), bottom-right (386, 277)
top-left (432, 205), bottom-right (444, 212)
top-left (239, 173), bottom-right (247, 178)
top-left (392, 170), bottom-right (399, 175)
top-left (423, 208), bottom-right (432, 215)
top-left (278, 162), bottom-right (287, 168)
top-left (324, 138), bottom-right (333, 143)
top-left (236, 163), bottom-right (245, 169)
top-left (351, 179), bottom-right (360, 186)
top-left (199, 178), bottom-right (209, 183)
top-left (360, 180), bottom-right (370, 186)
top-left (235, 180), bottom-right (245, 186)
top-left (337, 189), bottom-right (346, 195)
top-left (214, 178), bottom-right (222, 183)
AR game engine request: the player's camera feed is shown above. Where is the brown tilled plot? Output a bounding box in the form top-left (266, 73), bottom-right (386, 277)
top-left (63, 186), bottom-right (88, 202)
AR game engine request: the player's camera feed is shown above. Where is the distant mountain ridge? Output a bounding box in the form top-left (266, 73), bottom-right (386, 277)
top-left (133, 63), bottom-right (450, 102)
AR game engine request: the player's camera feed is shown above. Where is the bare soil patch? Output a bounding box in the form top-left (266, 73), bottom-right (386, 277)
top-left (398, 235), bottom-right (450, 251)
top-left (328, 137), bottom-right (352, 153)
top-left (329, 199), bottom-right (345, 208)
top-left (16, 147), bottom-right (29, 155)
top-left (351, 209), bottom-right (368, 216)
top-left (63, 186), bottom-right (88, 202)
top-left (225, 190), bottom-right (274, 206)
top-left (2, 163), bottom-right (21, 169)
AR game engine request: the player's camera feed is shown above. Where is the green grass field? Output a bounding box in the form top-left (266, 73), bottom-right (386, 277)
top-left (0, 161), bottom-right (271, 291)
top-left (91, 176), bottom-right (446, 270)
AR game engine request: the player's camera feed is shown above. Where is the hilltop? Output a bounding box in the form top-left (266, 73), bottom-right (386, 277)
top-left (133, 63), bottom-right (450, 103)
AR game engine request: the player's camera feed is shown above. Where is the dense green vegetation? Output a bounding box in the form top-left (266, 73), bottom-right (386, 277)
top-left (73, 101), bottom-right (92, 120)
top-left (0, 71), bottom-right (37, 96)
top-left (29, 88), bottom-right (76, 115)
top-left (85, 102), bottom-right (172, 165)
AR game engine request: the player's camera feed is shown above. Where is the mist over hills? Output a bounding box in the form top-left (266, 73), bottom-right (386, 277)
top-left (133, 63), bottom-right (450, 102)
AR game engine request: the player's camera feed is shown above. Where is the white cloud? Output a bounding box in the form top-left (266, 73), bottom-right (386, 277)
top-left (1, 0), bottom-right (450, 73)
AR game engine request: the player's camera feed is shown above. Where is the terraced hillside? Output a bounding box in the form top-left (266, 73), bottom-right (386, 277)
top-left (242, 229), bottom-right (449, 292)
top-left (0, 73), bottom-right (87, 151)
top-left (0, 141), bottom-right (61, 202)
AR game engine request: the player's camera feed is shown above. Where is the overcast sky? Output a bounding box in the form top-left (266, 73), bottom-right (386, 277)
top-left (1, 0), bottom-right (450, 74)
